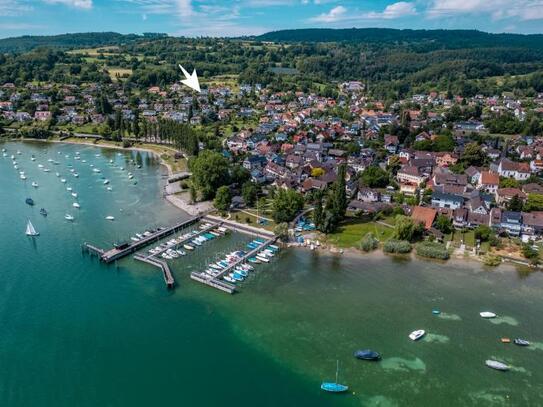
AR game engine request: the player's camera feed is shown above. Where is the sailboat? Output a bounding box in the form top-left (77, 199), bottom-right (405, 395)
top-left (321, 360), bottom-right (349, 393)
top-left (25, 220), bottom-right (39, 236)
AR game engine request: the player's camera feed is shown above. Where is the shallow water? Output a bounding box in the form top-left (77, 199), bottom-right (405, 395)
top-left (2, 141), bottom-right (543, 406)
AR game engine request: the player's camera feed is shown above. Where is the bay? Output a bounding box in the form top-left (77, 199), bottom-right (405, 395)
top-left (2, 140), bottom-right (543, 406)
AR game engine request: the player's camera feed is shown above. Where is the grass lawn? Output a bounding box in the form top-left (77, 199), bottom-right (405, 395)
top-left (107, 67), bottom-right (133, 81)
top-left (325, 219), bottom-right (394, 248)
top-left (230, 211), bottom-right (276, 232)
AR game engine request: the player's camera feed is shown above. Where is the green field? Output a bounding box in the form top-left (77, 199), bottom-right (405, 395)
top-left (325, 218), bottom-right (395, 248)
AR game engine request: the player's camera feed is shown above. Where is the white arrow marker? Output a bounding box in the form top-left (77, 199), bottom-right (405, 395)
top-left (178, 64), bottom-right (201, 93)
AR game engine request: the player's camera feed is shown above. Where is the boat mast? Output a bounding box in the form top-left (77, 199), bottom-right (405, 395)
top-left (335, 360), bottom-right (339, 384)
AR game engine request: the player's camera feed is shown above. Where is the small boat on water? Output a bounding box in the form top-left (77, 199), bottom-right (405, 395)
top-left (60, 178), bottom-right (67, 183)
top-left (105, 216), bottom-right (115, 221)
top-left (409, 330), bottom-right (426, 341)
top-left (432, 309), bottom-right (441, 315)
top-left (501, 338), bottom-right (511, 343)
top-left (40, 208), bottom-right (47, 217)
top-left (20, 174), bottom-right (27, 180)
top-left (184, 244), bottom-right (194, 251)
top-left (107, 187), bottom-right (112, 191)
top-left (354, 349), bottom-right (381, 361)
top-left (485, 360), bottom-right (509, 371)
top-left (321, 361), bottom-right (349, 393)
top-left (32, 181), bottom-right (38, 188)
top-left (224, 276), bottom-right (236, 283)
top-left (103, 179), bottom-right (110, 185)
top-left (65, 214), bottom-right (74, 221)
top-left (73, 203), bottom-right (80, 209)
top-left (71, 192), bottom-right (78, 198)
top-left (25, 220), bottom-right (39, 236)
top-left (25, 198), bottom-right (35, 206)
top-left (480, 312), bottom-right (496, 319)
top-left (514, 338), bottom-right (530, 346)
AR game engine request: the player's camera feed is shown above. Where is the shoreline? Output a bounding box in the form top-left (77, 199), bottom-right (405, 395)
top-left (10, 137), bottom-right (208, 217)
top-left (16, 137), bottom-right (176, 175)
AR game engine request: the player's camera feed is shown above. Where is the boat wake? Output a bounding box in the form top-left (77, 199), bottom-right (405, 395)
top-left (422, 333), bottom-right (450, 344)
top-left (381, 357), bottom-right (426, 373)
top-left (488, 316), bottom-right (519, 326)
top-left (436, 312), bottom-right (462, 321)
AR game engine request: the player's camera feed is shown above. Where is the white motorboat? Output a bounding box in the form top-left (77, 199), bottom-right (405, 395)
top-left (65, 214), bottom-right (74, 221)
top-left (183, 244), bottom-right (194, 251)
top-left (73, 173), bottom-right (79, 178)
top-left (60, 178), bottom-right (67, 183)
top-left (43, 168), bottom-right (51, 172)
top-left (480, 312), bottom-right (496, 319)
top-left (93, 168), bottom-right (101, 173)
top-left (105, 216), bottom-right (115, 221)
top-left (485, 360), bottom-right (509, 371)
top-left (106, 187), bottom-right (112, 191)
top-left (409, 330), bottom-right (426, 341)
top-left (73, 202), bottom-right (80, 209)
top-left (67, 187), bottom-right (72, 192)
top-left (56, 172), bottom-right (60, 177)
top-left (32, 182), bottom-right (38, 188)
top-left (71, 193), bottom-right (78, 198)
top-left (103, 179), bottom-right (110, 185)
top-left (20, 174), bottom-right (27, 180)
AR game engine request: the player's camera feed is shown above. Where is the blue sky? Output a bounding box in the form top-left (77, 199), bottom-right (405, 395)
top-left (1, 0), bottom-right (543, 38)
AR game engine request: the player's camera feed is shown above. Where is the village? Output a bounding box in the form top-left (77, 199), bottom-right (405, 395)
top-left (2, 76), bottom-right (543, 264)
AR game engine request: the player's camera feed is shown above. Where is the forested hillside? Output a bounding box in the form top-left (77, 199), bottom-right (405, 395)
top-left (0, 32), bottom-right (140, 53)
top-left (1, 29), bottom-right (543, 99)
top-left (256, 28), bottom-right (543, 50)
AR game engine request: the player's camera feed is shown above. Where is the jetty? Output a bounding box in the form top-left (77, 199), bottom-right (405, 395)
top-left (134, 254), bottom-right (175, 288)
top-left (88, 216), bottom-right (201, 263)
top-left (190, 235), bottom-right (277, 294)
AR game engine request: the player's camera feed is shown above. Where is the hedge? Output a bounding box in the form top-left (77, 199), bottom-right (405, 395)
top-left (383, 239), bottom-right (412, 254)
top-left (360, 232), bottom-right (379, 252)
top-left (415, 241), bottom-right (449, 260)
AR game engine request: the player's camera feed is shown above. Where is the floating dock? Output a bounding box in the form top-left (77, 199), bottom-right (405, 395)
top-left (95, 216), bottom-right (201, 263)
top-left (134, 254), bottom-right (175, 288)
top-left (190, 236), bottom-right (277, 294)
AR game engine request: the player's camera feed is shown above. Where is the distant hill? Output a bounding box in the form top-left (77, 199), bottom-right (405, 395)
top-left (256, 28), bottom-right (543, 50)
top-left (0, 32), bottom-right (141, 53)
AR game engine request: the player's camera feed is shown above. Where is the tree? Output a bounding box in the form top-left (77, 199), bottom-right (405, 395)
top-left (434, 214), bottom-right (452, 234)
top-left (507, 194), bottom-right (523, 212)
top-left (499, 177), bottom-right (520, 188)
top-left (213, 186), bottom-right (231, 212)
top-left (522, 244), bottom-right (539, 263)
top-left (360, 166), bottom-right (389, 188)
top-left (241, 181), bottom-right (258, 206)
top-left (274, 222), bottom-right (289, 241)
top-left (393, 215), bottom-right (424, 242)
top-left (461, 142), bottom-right (486, 167)
top-left (189, 150), bottom-right (230, 199)
top-left (272, 189), bottom-right (304, 223)
top-left (313, 191), bottom-right (324, 228)
top-left (311, 167), bottom-right (325, 177)
top-left (189, 183), bottom-right (197, 204)
top-left (523, 193), bottom-right (543, 212)
top-left (474, 225), bottom-right (493, 242)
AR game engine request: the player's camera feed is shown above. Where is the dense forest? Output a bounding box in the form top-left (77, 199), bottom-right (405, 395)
top-left (1, 30), bottom-right (543, 98)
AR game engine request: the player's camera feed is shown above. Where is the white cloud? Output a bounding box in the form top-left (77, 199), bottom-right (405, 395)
top-left (42, 0), bottom-right (93, 9)
top-left (427, 0), bottom-right (543, 21)
top-left (0, 0), bottom-right (33, 16)
top-left (310, 2), bottom-right (417, 23)
top-left (369, 1), bottom-right (417, 19)
top-left (310, 5), bottom-right (346, 22)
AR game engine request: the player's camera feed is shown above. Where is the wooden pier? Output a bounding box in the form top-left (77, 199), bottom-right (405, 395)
top-left (190, 236), bottom-right (277, 294)
top-left (144, 222), bottom-right (220, 259)
top-left (97, 216), bottom-right (201, 263)
top-left (134, 254), bottom-right (175, 288)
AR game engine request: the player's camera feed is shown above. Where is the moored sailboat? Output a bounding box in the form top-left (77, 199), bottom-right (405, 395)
top-left (25, 220), bottom-right (39, 236)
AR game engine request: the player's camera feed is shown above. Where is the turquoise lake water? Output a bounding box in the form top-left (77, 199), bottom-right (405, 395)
top-left (1, 141), bottom-right (543, 406)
